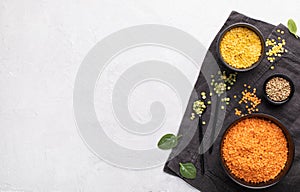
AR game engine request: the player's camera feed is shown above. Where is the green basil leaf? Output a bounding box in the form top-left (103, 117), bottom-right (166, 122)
top-left (288, 19), bottom-right (298, 38)
top-left (179, 162), bottom-right (197, 179)
top-left (157, 134), bottom-right (181, 150)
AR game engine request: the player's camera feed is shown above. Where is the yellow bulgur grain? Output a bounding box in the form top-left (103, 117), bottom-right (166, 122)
top-left (220, 27), bottom-right (262, 69)
top-left (222, 117), bottom-right (288, 183)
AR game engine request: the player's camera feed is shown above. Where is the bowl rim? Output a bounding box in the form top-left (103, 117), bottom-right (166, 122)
top-left (263, 74), bottom-right (295, 105)
top-left (219, 113), bottom-right (295, 189)
top-left (216, 22), bottom-right (265, 72)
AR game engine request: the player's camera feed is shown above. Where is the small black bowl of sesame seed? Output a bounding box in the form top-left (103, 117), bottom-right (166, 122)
top-left (263, 74), bottom-right (294, 105)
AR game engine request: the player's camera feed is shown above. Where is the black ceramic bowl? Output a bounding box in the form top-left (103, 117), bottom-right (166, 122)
top-left (263, 74), bottom-right (295, 105)
top-left (220, 113), bottom-right (294, 189)
top-left (216, 23), bottom-right (265, 72)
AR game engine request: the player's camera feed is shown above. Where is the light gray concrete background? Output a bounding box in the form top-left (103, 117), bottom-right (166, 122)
top-left (0, 0), bottom-right (300, 191)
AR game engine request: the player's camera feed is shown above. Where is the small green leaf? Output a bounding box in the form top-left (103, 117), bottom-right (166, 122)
top-left (179, 162), bottom-right (197, 179)
top-left (287, 19), bottom-right (299, 38)
top-left (157, 134), bottom-right (182, 150)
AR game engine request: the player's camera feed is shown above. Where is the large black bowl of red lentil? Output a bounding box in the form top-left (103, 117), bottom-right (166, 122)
top-left (220, 113), bottom-right (294, 189)
top-left (217, 23), bottom-right (265, 72)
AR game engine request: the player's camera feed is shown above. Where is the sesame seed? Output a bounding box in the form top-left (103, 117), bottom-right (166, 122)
top-left (265, 76), bottom-right (291, 102)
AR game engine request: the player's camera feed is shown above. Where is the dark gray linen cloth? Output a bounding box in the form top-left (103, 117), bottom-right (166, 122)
top-left (164, 11), bottom-right (300, 192)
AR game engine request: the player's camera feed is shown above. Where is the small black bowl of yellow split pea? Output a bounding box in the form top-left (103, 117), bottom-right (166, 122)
top-left (217, 23), bottom-right (265, 72)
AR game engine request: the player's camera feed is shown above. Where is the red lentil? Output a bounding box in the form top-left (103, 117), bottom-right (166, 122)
top-left (222, 117), bottom-right (288, 183)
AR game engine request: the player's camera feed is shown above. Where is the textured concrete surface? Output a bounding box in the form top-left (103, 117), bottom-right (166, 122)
top-left (0, 0), bottom-right (299, 191)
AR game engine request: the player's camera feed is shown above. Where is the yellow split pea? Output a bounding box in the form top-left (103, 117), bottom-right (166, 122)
top-left (220, 27), bottom-right (262, 69)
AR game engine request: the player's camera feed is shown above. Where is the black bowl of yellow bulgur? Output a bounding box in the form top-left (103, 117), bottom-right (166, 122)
top-left (220, 113), bottom-right (294, 189)
top-left (217, 23), bottom-right (265, 72)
